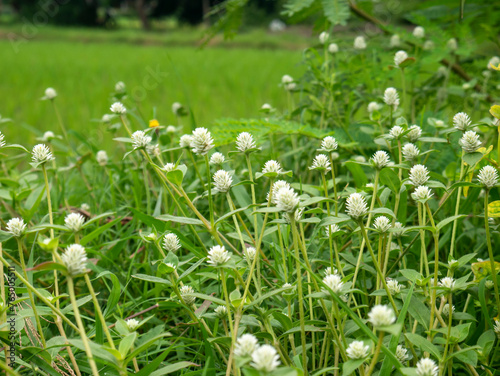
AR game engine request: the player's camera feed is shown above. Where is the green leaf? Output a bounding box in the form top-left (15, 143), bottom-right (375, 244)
top-left (132, 274), bottom-right (172, 285)
top-left (407, 296), bottom-right (430, 330)
top-left (404, 333), bottom-right (440, 359)
top-left (370, 207), bottom-right (397, 219)
top-left (157, 214), bottom-right (204, 226)
top-left (462, 152), bottom-right (483, 166)
top-left (488, 200), bottom-right (500, 217)
top-left (166, 169), bottom-right (184, 186)
top-left (489, 105), bottom-right (500, 119)
top-left (27, 261), bottom-right (66, 273)
top-left (342, 358), bottom-right (366, 375)
top-left (80, 216), bottom-right (122, 246)
top-left (321, 0), bottom-right (350, 26)
top-left (345, 161), bottom-right (368, 188)
top-left (150, 362), bottom-right (199, 376)
top-left (379, 168), bottom-right (400, 194)
top-left (436, 215), bottom-right (467, 231)
top-left (118, 332), bottom-right (137, 359)
top-left (190, 293), bottom-right (227, 306)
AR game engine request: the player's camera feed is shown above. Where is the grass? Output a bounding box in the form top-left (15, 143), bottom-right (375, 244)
top-left (0, 26), bottom-right (305, 145)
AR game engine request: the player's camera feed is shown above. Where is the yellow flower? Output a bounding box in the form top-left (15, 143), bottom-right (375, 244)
top-left (149, 119), bottom-right (160, 128)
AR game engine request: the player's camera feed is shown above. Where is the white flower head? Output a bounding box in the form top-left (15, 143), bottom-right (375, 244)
top-left (347, 341), bottom-right (369, 359)
top-left (207, 245), bottom-right (231, 266)
top-left (416, 358), bottom-right (438, 376)
top-left (190, 128), bottom-right (214, 155)
top-left (373, 216), bottom-right (391, 233)
top-left (423, 40), bottom-right (435, 50)
top-left (210, 152), bottom-right (225, 165)
top-left (262, 160), bottom-right (283, 175)
top-left (110, 102), bottom-right (126, 114)
top-left (325, 224), bottom-right (340, 237)
top-left (281, 75), bottom-right (296, 91)
top-left (393, 222), bottom-right (404, 237)
top-left (268, 180), bottom-right (291, 204)
top-left (32, 144), bottom-right (54, 164)
top-left (438, 277), bottom-right (455, 290)
top-left (354, 36), bottom-right (367, 50)
top-left (319, 31), bottom-right (329, 44)
top-left (163, 233), bottom-right (181, 252)
top-left (447, 38), bottom-right (458, 51)
top-left (164, 163), bottom-right (176, 172)
top-left (275, 186), bottom-right (299, 213)
top-left (409, 164), bottom-right (430, 186)
top-left (261, 103), bottom-right (272, 111)
top-left (102, 114), bottom-right (113, 123)
top-left (44, 87), bottom-right (57, 99)
top-left (402, 143), bottom-right (420, 161)
top-left (442, 303), bottom-right (455, 317)
top-left (323, 274), bottom-right (344, 294)
top-left (390, 34), bottom-right (400, 47)
top-left (394, 50), bottom-right (408, 67)
top-left (65, 213), bottom-right (85, 232)
top-left (96, 150), bottom-right (108, 166)
top-left (384, 87), bottom-right (399, 109)
top-left (407, 125), bottom-right (422, 142)
top-left (320, 136), bottom-right (338, 152)
top-left (324, 267), bottom-right (338, 276)
top-left (459, 130), bottom-right (481, 153)
top-left (166, 125), bottom-right (177, 134)
top-left (328, 43), bottom-right (338, 54)
top-left (131, 130), bottom-right (151, 150)
top-left (413, 26), bottom-right (425, 38)
top-left (396, 345), bottom-right (409, 363)
top-left (115, 81), bottom-right (126, 92)
top-left (412, 185), bottom-right (433, 202)
top-left (478, 165), bottom-right (499, 188)
top-left (283, 208), bottom-right (303, 223)
top-left (371, 151), bottom-right (390, 169)
top-left (61, 244), bottom-right (88, 277)
top-left (310, 154), bottom-right (331, 173)
top-left (172, 102), bottom-right (183, 116)
top-left (453, 112), bottom-right (471, 131)
top-left (346, 193), bottom-right (368, 220)
top-left (236, 132), bottom-right (256, 153)
top-left (245, 247), bottom-right (256, 262)
top-left (488, 56), bottom-right (500, 70)
top-left (179, 285), bottom-right (195, 305)
top-left (6, 218), bottom-right (26, 238)
top-left (213, 170), bottom-right (232, 192)
top-left (367, 102), bottom-right (381, 113)
top-left (387, 278), bottom-right (402, 295)
top-left (42, 131), bottom-right (55, 141)
top-left (214, 305), bottom-right (227, 319)
top-left (0, 132), bottom-right (5, 148)
top-left (126, 318), bottom-right (140, 331)
top-left (235, 334), bottom-right (258, 357)
top-left (81, 203), bottom-right (90, 212)
top-left (368, 304), bottom-right (396, 327)
top-left (179, 134), bottom-right (193, 148)
top-left (494, 320), bottom-right (500, 338)
top-left (251, 345), bottom-right (281, 372)
top-left (389, 125), bottom-right (404, 139)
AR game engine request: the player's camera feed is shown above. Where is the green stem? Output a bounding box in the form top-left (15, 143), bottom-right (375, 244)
top-left (329, 154), bottom-right (339, 216)
top-left (449, 154), bottom-right (464, 258)
top-left (366, 332), bottom-right (384, 376)
top-left (205, 155), bottom-right (215, 230)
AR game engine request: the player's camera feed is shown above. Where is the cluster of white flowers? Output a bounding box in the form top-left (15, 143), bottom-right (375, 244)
top-left (320, 136), bottom-right (338, 152)
top-left (393, 222), bottom-right (404, 237)
top-left (373, 216), bottom-right (391, 233)
top-left (346, 193), bottom-right (368, 220)
top-left (319, 31), bottom-right (329, 44)
top-left (328, 43), bottom-right (339, 54)
top-left (384, 87), bottom-right (399, 109)
top-left (164, 163), bottom-right (176, 172)
top-left (180, 285), bottom-right (195, 305)
top-left (251, 344), bottom-right (281, 372)
top-left (494, 320), bottom-right (500, 338)
top-left (44, 87), bottom-right (57, 99)
top-left (6, 217), bottom-right (27, 238)
top-left (402, 143), bottom-right (419, 161)
top-left (275, 186), bottom-right (299, 213)
top-left (478, 165), bottom-right (499, 188)
top-left (459, 131), bottom-right (481, 153)
top-left (371, 150), bottom-right (390, 169)
top-left (131, 131), bottom-right (152, 149)
top-left (386, 278), bottom-right (402, 295)
top-left (62, 244), bottom-right (88, 277)
top-left (354, 36), bottom-right (366, 50)
top-left (191, 128), bottom-right (214, 155)
top-left (309, 154), bottom-right (331, 173)
top-left (207, 245), bottom-right (231, 266)
top-left (65, 212), bottom-right (85, 232)
top-left (110, 102), bottom-right (126, 114)
top-left (416, 358), bottom-right (438, 376)
top-left (412, 186), bottom-right (433, 202)
top-left (126, 318), bottom-right (140, 331)
top-left (96, 150), bottom-right (108, 166)
top-left (394, 50), bottom-right (408, 67)
top-left (262, 160), bottom-right (283, 174)
top-left (32, 144), bottom-right (54, 164)
top-left (235, 333), bottom-right (258, 357)
top-left (210, 152), bottom-right (225, 165)
top-left (268, 180), bottom-right (290, 203)
top-left (367, 102), bottom-right (381, 113)
top-left (281, 75), bottom-right (296, 91)
top-left (236, 132), bottom-right (256, 152)
top-left (409, 164), bottom-right (430, 186)
top-left (346, 341), bottom-right (369, 359)
top-left (323, 273), bottom-right (344, 294)
top-left (163, 233), bottom-right (181, 252)
top-left (172, 102), bottom-right (184, 116)
top-left (447, 38), bottom-right (458, 51)
top-left (367, 304), bottom-right (396, 327)
top-left (442, 303), bottom-right (455, 317)
top-left (213, 170), bottom-right (232, 192)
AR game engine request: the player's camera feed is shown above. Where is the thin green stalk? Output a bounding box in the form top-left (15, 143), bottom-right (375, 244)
top-left (425, 203), bottom-right (440, 341)
top-left (440, 293), bottom-right (453, 376)
top-left (67, 277), bottom-right (100, 376)
top-left (220, 269), bottom-right (234, 338)
top-left (204, 155), bottom-right (215, 230)
top-left (449, 154), bottom-right (464, 258)
top-left (484, 190), bottom-right (500, 315)
top-left (328, 154), bottom-right (339, 215)
top-left (51, 100), bottom-right (69, 145)
top-left (366, 332), bottom-right (384, 376)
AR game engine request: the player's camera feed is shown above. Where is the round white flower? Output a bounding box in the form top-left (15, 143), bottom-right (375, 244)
top-left (354, 36), bottom-right (366, 50)
top-left (244, 247), bottom-right (256, 262)
top-left (236, 132), bottom-right (256, 152)
top-left (207, 245), bottom-right (231, 266)
top-left (32, 144), bottom-right (54, 164)
top-left (44, 87), bottom-right (57, 99)
top-left (493, 320), bottom-right (500, 338)
top-left (387, 278), bottom-right (402, 295)
top-left (131, 130), bottom-right (152, 149)
top-left (346, 193), bottom-right (368, 220)
top-left (0, 132), bottom-right (5, 148)
top-left (323, 274), bottom-right (344, 294)
top-left (423, 40), bottom-right (435, 50)
top-left (81, 203), bottom-right (90, 212)
top-left (268, 180), bottom-right (291, 204)
top-left (390, 34), bottom-right (400, 47)
top-left (191, 128), bottom-right (214, 155)
top-left (412, 185), bottom-right (433, 202)
top-left (459, 130), bottom-right (481, 153)
top-left (367, 102), bottom-right (381, 113)
top-left (384, 87), bottom-right (399, 109)
top-left (413, 26), bottom-right (425, 38)
top-left (163, 233), bottom-right (181, 252)
top-left (210, 152), bottom-right (225, 165)
top-left (62, 244), bottom-right (88, 277)
top-left (394, 50), bottom-right (408, 67)
top-left (164, 163), bottom-right (176, 172)
top-left (179, 134), bottom-right (193, 148)
top-left (110, 102), bottom-right (126, 114)
top-left (416, 358), bottom-right (438, 376)
top-left (310, 154), bottom-right (331, 173)
top-left (396, 345), bottom-right (409, 363)
top-left (42, 131), bottom-right (55, 141)
top-left (328, 43), bottom-right (338, 54)
top-left (115, 81), bottom-right (126, 92)
top-left (180, 285), bottom-right (195, 305)
top-left (407, 125), bottom-right (422, 142)
top-left (438, 277), bottom-right (455, 290)
top-left (389, 125), bottom-right (404, 139)
top-left (346, 341), bottom-right (369, 359)
top-left (447, 38), bottom-right (458, 51)
top-left (402, 143), bottom-right (420, 161)
top-left (488, 56), bottom-right (500, 70)
top-left (65, 213), bottom-right (85, 232)
top-left (320, 136), bottom-right (338, 152)
top-left (374, 216), bottom-right (391, 233)
top-left (325, 224), bottom-right (340, 237)
top-left (368, 304), bottom-right (396, 327)
top-left (442, 304), bottom-right (455, 317)
top-left (214, 305), bottom-right (227, 319)
top-left (213, 170), bottom-right (232, 192)
top-left (6, 218), bottom-right (26, 238)
top-left (235, 333), bottom-right (258, 357)
top-left (371, 151), bottom-right (390, 169)
top-left (478, 165), bottom-right (499, 188)
top-left (251, 345), bottom-right (281, 372)
top-left (453, 112), bottom-right (471, 131)
top-left (283, 208), bottom-right (303, 223)
top-left (409, 164), bottom-right (430, 186)
top-left (261, 103), bottom-right (272, 111)
top-left (172, 102), bottom-right (183, 116)
top-left (126, 318), bottom-right (139, 331)
top-left (393, 222), bottom-right (404, 237)
top-left (275, 186), bottom-right (299, 213)
top-left (262, 160), bottom-right (283, 174)
top-left (319, 31), bottom-right (329, 44)
top-left (96, 150), bottom-right (108, 166)
top-left (281, 75), bottom-right (296, 91)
